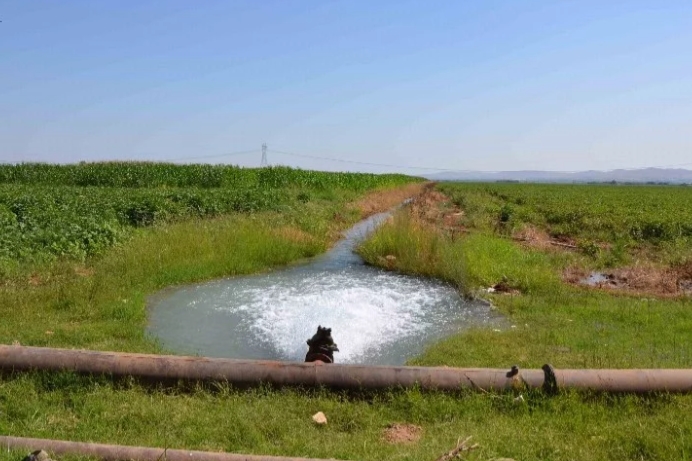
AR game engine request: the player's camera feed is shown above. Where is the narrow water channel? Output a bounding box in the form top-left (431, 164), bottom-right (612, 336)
top-left (147, 209), bottom-right (501, 365)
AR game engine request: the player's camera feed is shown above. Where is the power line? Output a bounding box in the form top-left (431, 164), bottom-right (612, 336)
top-left (158, 149), bottom-right (258, 162)
top-left (270, 148), bottom-right (692, 174)
top-left (269, 148), bottom-right (475, 173)
top-left (4, 144), bottom-right (691, 172)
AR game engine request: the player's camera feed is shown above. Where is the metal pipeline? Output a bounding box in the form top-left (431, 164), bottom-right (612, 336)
top-left (1, 345), bottom-right (691, 393)
top-left (554, 367), bottom-right (692, 393)
top-left (0, 345), bottom-right (536, 391)
top-left (0, 435), bottom-right (347, 461)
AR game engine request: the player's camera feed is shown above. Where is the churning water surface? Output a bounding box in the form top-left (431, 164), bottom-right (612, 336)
top-left (147, 210), bottom-right (502, 365)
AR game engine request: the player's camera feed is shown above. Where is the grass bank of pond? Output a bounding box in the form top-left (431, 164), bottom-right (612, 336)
top-left (355, 183), bottom-right (692, 459)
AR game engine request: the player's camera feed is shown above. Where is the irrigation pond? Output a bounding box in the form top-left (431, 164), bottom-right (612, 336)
top-left (148, 210), bottom-right (502, 365)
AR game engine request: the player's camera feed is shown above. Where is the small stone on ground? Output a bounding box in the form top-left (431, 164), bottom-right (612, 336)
top-left (22, 450), bottom-right (52, 461)
top-left (312, 411), bottom-right (327, 425)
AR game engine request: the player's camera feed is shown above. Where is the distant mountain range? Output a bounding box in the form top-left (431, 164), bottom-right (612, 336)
top-left (424, 168), bottom-right (692, 184)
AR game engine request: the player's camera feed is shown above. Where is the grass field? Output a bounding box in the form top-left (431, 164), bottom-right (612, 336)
top-left (438, 182), bottom-right (692, 266)
top-left (357, 182), bottom-right (692, 459)
top-left (2, 174), bottom-right (692, 461)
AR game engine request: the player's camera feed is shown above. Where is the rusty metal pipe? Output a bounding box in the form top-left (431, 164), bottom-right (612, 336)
top-left (0, 345), bottom-right (535, 391)
top-left (555, 368), bottom-right (692, 393)
top-left (1, 345), bottom-right (692, 393)
top-left (0, 435), bottom-right (346, 461)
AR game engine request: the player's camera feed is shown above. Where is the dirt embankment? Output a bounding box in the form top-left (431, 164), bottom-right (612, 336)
top-left (512, 225), bottom-right (579, 251)
top-left (515, 227), bottom-right (692, 297)
top-left (352, 182), bottom-right (429, 218)
top-left (356, 182), bottom-right (467, 234)
top-left (408, 186), bottom-right (692, 298)
top-left (407, 185), bottom-right (468, 239)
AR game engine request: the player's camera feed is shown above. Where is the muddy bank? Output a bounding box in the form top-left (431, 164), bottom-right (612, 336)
top-left (565, 262), bottom-right (692, 297)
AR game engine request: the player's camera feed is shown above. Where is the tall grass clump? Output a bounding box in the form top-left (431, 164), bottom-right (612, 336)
top-left (358, 210), bottom-right (559, 296)
top-left (358, 213), bottom-right (447, 278)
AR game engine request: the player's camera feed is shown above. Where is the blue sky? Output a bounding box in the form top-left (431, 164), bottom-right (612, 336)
top-left (1, 1), bottom-right (691, 173)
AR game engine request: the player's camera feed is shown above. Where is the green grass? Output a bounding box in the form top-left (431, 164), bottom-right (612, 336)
top-left (359, 214), bottom-right (692, 369)
top-left (353, 182), bottom-right (692, 459)
top-left (2, 373), bottom-right (692, 461)
top-left (412, 233), bottom-right (692, 369)
top-left (438, 181), bottom-right (692, 266)
top-left (3, 178), bottom-right (692, 460)
top-left (1, 212), bottom-right (334, 351)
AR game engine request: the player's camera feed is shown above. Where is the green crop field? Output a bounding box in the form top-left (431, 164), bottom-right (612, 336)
top-left (0, 162), bottom-right (415, 272)
top-left (438, 182), bottom-right (692, 265)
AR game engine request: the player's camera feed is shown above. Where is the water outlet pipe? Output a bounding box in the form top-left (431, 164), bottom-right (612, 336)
top-left (1, 345), bottom-right (692, 393)
top-left (0, 436), bottom-right (348, 461)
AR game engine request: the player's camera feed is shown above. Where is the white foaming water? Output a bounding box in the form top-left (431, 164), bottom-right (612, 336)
top-left (148, 210), bottom-right (500, 365)
top-left (218, 272), bottom-right (455, 362)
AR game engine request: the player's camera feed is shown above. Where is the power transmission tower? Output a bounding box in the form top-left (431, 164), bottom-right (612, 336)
top-left (261, 143), bottom-right (268, 167)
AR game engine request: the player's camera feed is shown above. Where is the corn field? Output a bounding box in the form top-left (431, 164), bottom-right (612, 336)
top-left (0, 163), bottom-right (421, 266)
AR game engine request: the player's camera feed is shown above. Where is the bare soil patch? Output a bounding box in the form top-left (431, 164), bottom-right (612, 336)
top-left (564, 261), bottom-right (692, 297)
top-left (511, 225), bottom-right (691, 298)
top-left (513, 225), bottom-right (578, 251)
top-left (382, 423), bottom-right (423, 444)
top-left (409, 184), bottom-right (468, 238)
top-left (353, 182), bottom-right (428, 218)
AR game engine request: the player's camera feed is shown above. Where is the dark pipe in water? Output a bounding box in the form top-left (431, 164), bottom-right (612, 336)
top-left (1, 345), bottom-right (692, 393)
top-left (0, 436), bottom-right (346, 461)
